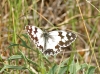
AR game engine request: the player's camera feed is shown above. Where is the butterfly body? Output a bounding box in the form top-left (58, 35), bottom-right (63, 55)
top-left (41, 31), bottom-right (52, 51)
top-left (25, 25), bottom-right (77, 55)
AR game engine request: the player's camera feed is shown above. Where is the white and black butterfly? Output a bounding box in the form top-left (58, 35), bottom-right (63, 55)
top-left (25, 25), bottom-right (77, 55)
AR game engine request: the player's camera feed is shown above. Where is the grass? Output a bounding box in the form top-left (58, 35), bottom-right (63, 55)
top-left (0, 0), bottom-right (100, 74)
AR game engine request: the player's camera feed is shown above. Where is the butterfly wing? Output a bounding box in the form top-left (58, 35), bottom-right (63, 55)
top-left (43, 31), bottom-right (77, 55)
top-left (25, 25), bottom-right (45, 52)
top-left (25, 26), bottom-right (77, 55)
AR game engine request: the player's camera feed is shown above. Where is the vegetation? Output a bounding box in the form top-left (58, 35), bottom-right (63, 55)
top-left (0, 0), bottom-right (100, 74)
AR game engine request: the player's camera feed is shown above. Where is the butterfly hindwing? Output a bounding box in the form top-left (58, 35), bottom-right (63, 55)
top-left (43, 31), bottom-right (77, 55)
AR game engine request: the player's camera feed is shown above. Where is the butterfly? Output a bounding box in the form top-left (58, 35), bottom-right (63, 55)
top-left (25, 25), bottom-right (77, 55)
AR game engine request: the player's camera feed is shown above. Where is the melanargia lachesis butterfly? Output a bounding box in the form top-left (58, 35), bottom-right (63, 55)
top-left (25, 25), bottom-right (77, 55)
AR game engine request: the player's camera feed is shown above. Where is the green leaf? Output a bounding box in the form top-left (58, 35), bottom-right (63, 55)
top-left (57, 59), bottom-right (69, 74)
top-left (58, 66), bottom-right (67, 74)
top-left (87, 66), bottom-right (96, 74)
top-left (75, 61), bottom-right (81, 72)
top-left (81, 63), bottom-right (88, 69)
top-left (17, 35), bottom-right (31, 49)
top-left (69, 60), bottom-right (81, 74)
top-left (69, 61), bottom-right (76, 74)
top-left (48, 64), bottom-right (58, 74)
top-left (0, 65), bottom-right (26, 73)
top-left (8, 43), bottom-right (19, 48)
top-left (27, 58), bottom-right (39, 67)
top-left (8, 55), bottom-right (22, 60)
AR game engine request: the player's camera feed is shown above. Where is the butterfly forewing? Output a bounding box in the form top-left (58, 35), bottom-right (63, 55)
top-left (25, 25), bottom-right (77, 55)
top-left (25, 25), bottom-right (45, 52)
